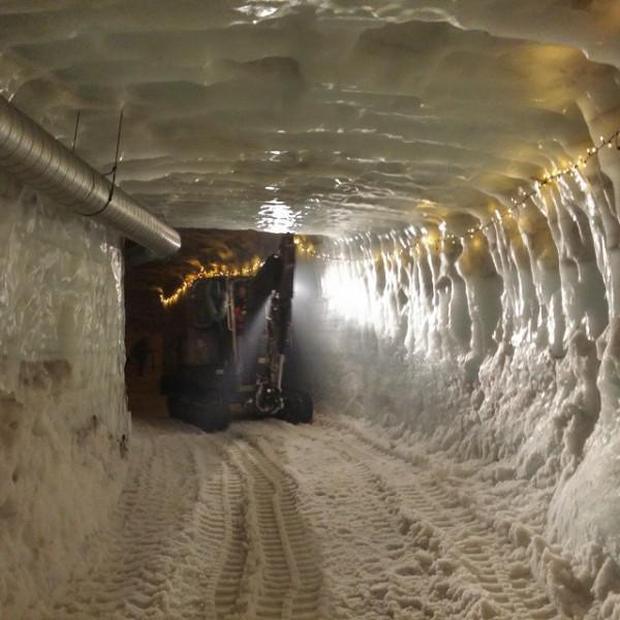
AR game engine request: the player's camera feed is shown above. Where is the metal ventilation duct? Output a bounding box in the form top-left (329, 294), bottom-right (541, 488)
top-left (0, 95), bottom-right (180, 258)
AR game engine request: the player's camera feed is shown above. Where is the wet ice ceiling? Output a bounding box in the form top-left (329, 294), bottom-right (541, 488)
top-left (1, 1), bottom-right (620, 235)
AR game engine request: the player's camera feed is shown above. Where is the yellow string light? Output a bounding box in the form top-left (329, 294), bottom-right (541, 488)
top-left (321, 127), bottom-right (620, 261)
top-left (294, 236), bottom-right (318, 257)
top-left (159, 236), bottom-right (320, 308)
top-left (159, 256), bottom-right (263, 308)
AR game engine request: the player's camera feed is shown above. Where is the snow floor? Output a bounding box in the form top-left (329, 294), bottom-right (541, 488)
top-left (35, 412), bottom-right (597, 620)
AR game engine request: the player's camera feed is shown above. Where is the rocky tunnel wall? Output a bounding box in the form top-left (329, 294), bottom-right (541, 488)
top-left (0, 173), bottom-right (129, 616)
top-left (315, 162), bottom-right (620, 609)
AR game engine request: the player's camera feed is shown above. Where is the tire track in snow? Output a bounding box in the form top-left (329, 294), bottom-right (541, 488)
top-left (365, 454), bottom-right (559, 619)
top-left (317, 418), bottom-right (561, 618)
top-left (226, 437), bottom-right (323, 620)
top-left (250, 418), bottom-right (562, 619)
top-left (236, 420), bottom-right (421, 619)
top-left (43, 421), bottom-right (229, 619)
top-left (36, 413), bottom-right (562, 619)
top-left (204, 462), bottom-right (247, 619)
top-left (39, 420), bottom-right (323, 620)
top-left (326, 419), bottom-right (561, 618)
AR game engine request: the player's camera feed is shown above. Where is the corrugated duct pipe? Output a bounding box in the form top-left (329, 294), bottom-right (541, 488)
top-left (0, 95), bottom-right (180, 258)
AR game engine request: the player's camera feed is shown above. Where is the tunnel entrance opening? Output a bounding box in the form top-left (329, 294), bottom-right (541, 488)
top-left (123, 229), bottom-right (319, 429)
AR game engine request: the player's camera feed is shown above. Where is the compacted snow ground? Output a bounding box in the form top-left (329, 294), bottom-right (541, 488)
top-left (39, 413), bottom-right (585, 620)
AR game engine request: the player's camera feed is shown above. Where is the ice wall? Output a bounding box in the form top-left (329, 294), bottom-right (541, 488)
top-left (0, 173), bottom-right (129, 617)
top-left (318, 164), bottom-right (620, 614)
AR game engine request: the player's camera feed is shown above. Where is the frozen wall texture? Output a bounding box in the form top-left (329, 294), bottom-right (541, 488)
top-left (2, 1), bottom-right (620, 236)
top-left (0, 173), bottom-right (129, 617)
top-left (318, 165), bottom-right (620, 616)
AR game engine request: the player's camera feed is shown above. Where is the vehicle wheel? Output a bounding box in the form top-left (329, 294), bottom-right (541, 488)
top-left (281, 389), bottom-right (313, 424)
top-left (167, 395), bottom-right (231, 432)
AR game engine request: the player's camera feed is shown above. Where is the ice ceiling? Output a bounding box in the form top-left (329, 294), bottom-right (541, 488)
top-left (1, 1), bottom-right (620, 236)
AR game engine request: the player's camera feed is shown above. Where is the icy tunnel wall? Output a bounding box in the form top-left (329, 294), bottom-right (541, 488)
top-left (317, 165), bottom-right (620, 605)
top-left (0, 173), bottom-right (129, 616)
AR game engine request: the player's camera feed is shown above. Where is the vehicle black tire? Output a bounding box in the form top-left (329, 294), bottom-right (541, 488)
top-left (167, 395), bottom-right (231, 432)
top-left (281, 389), bottom-right (313, 424)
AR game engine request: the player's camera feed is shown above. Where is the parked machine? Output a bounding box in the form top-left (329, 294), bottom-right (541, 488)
top-left (161, 234), bottom-right (313, 431)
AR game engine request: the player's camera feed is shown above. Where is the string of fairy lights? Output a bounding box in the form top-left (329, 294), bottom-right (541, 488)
top-left (326, 127), bottom-right (620, 257)
top-left (159, 128), bottom-right (619, 304)
top-left (159, 257), bottom-right (264, 307)
top-left (158, 237), bottom-right (319, 307)
top-left (458, 127), bottom-right (620, 242)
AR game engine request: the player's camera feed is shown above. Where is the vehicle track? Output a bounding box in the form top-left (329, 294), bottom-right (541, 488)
top-left (343, 440), bottom-right (559, 619)
top-left (244, 417), bottom-right (564, 619)
top-left (226, 438), bottom-right (322, 620)
top-left (39, 420), bottom-right (322, 620)
top-left (46, 420), bottom-right (216, 619)
top-left (38, 415), bottom-right (567, 619)
top-left (202, 461), bottom-right (246, 620)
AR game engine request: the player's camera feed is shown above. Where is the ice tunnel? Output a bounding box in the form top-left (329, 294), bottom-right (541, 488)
top-left (2, 2), bottom-right (620, 618)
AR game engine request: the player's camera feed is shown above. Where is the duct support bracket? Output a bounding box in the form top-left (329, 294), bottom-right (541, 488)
top-left (0, 95), bottom-right (181, 258)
